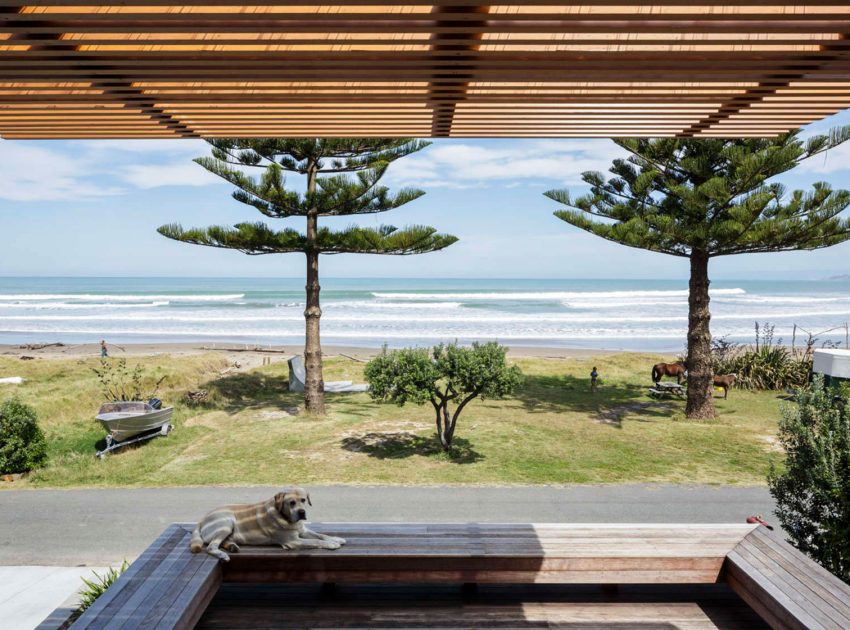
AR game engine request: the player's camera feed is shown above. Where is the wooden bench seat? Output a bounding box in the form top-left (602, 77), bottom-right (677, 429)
top-left (71, 525), bottom-right (221, 630)
top-left (224, 523), bottom-right (754, 584)
top-left (69, 521), bottom-right (850, 630)
top-left (725, 526), bottom-right (850, 630)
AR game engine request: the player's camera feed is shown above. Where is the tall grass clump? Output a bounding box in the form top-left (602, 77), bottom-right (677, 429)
top-left (71, 560), bottom-right (129, 621)
top-left (712, 323), bottom-right (813, 391)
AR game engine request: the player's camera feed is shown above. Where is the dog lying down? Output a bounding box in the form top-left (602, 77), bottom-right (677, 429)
top-left (190, 487), bottom-right (346, 561)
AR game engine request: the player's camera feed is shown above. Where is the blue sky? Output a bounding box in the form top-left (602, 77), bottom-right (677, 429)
top-left (2, 111), bottom-right (850, 280)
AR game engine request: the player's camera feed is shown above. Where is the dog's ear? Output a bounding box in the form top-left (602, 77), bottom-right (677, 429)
top-left (306, 492), bottom-right (312, 506)
top-left (274, 492), bottom-right (285, 513)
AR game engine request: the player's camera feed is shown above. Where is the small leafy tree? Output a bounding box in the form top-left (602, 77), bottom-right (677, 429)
top-left (158, 139), bottom-right (457, 415)
top-left (365, 342), bottom-right (522, 451)
top-left (546, 131), bottom-right (850, 419)
top-left (0, 398), bottom-right (48, 474)
top-left (768, 376), bottom-right (850, 583)
top-left (92, 358), bottom-right (166, 402)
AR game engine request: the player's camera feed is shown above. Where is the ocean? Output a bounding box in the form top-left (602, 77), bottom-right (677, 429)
top-left (0, 277), bottom-right (848, 351)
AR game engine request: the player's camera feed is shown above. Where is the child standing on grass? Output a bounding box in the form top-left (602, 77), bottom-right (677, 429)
top-left (590, 366), bottom-right (598, 393)
top-left (100, 340), bottom-right (108, 358)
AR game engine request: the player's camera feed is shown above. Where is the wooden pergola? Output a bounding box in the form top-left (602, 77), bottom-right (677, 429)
top-left (2, 2), bottom-right (850, 139)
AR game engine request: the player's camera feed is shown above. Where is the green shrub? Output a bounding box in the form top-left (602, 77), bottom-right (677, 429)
top-left (0, 398), bottom-right (48, 474)
top-left (768, 375), bottom-right (850, 583)
top-left (712, 323), bottom-right (811, 391)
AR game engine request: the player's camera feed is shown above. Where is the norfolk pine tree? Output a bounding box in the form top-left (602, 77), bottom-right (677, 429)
top-left (159, 139), bottom-right (457, 415)
top-left (546, 130), bottom-right (850, 419)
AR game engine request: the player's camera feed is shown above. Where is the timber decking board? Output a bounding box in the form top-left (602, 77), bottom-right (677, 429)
top-left (724, 527), bottom-right (850, 630)
top-left (736, 539), bottom-right (850, 627)
top-left (746, 527), bottom-right (850, 614)
top-left (71, 524), bottom-right (221, 630)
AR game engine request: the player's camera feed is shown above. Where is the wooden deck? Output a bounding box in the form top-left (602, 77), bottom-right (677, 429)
top-left (68, 522), bottom-right (850, 630)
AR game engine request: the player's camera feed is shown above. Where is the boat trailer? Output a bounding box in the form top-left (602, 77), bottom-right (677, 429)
top-left (96, 423), bottom-right (173, 459)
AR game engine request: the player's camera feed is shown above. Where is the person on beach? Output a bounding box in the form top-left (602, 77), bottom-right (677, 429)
top-left (100, 340), bottom-right (108, 358)
top-left (590, 367), bottom-right (598, 393)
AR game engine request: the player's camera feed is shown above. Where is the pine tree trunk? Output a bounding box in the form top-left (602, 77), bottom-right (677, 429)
top-left (303, 163), bottom-right (325, 415)
top-left (685, 250), bottom-right (715, 419)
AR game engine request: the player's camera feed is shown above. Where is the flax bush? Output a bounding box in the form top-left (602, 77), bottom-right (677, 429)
top-left (712, 323), bottom-right (812, 391)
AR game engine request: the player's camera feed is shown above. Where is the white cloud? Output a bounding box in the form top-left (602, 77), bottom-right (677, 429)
top-left (120, 160), bottom-right (221, 189)
top-left (0, 141), bottom-right (123, 201)
top-left (0, 137), bottom-right (627, 203)
top-left (79, 138), bottom-right (210, 155)
top-left (797, 142), bottom-right (850, 175)
top-left (385, 139), bottom-right (626, 189)
top-left (0, 138), bottom-right (220, 202)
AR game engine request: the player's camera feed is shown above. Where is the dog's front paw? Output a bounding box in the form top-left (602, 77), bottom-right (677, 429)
top-left (330, 536), bottom-right (347, 545)
top-left (324, 541), bottom-right (341, 550)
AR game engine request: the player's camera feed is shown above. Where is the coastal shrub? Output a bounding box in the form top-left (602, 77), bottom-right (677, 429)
top-left (711, 323), bottom-right (812, 391)
top-left (365, 342), bottom-right (522, 452)
top-left (92, 358), bottom-right (166, 402)
top-left (768, 376), bottom-right (850, 583)
top-left (0, 398), bottom-right (48, 474)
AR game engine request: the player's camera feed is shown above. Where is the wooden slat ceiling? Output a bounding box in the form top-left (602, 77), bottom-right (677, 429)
top-left (1, 2), bottom-right (850, 139)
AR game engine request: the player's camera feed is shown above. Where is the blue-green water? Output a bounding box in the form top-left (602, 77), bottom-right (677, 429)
top-left (1, 277), bottom-right (848, 351)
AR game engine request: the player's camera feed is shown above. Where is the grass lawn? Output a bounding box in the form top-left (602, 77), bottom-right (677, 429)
top-left (0, 352), bottom-right (786, 487)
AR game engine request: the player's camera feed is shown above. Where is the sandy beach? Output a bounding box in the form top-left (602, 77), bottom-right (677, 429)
top-left (1, 341), bottom-right (623, 372)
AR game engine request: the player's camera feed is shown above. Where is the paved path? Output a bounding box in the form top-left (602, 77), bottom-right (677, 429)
top-left (0, 485), bottom-right (776, 566)
top-left (0, 566), bottom-right (107, 630)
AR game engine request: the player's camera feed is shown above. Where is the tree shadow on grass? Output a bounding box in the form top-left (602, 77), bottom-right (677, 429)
top-left (203, 371), bottom-right (301, 413)
top-left (340, 431), bottom-right (482, 464)
top-left (514, 374), bottom-right (676, 429)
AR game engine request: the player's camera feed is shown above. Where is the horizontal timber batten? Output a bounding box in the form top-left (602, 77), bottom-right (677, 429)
top-left (2, 2), bottom-right (850, 138)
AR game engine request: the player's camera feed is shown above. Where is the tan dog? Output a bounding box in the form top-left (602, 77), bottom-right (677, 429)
top-left (189, 487), bottom-right (346, 561)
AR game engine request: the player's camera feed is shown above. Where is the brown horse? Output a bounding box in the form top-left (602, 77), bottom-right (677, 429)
top-left (652, 361), bottom-right (686, 384)
top-left (713, 374), bottom-right (736, 399)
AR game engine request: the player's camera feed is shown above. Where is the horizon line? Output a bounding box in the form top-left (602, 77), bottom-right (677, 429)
top-left (0, 275), bottom-right (847, 282)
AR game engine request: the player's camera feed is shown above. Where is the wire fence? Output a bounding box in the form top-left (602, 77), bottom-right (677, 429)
top-left (791, 322), bottom-right (850, 352)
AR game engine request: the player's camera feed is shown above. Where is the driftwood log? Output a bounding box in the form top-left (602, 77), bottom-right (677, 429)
top-left (186, 390), bottom-right (209, 405)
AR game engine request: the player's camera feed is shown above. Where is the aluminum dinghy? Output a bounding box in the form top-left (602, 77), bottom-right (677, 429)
top-left (95, 401), bottom-right (173, 457)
